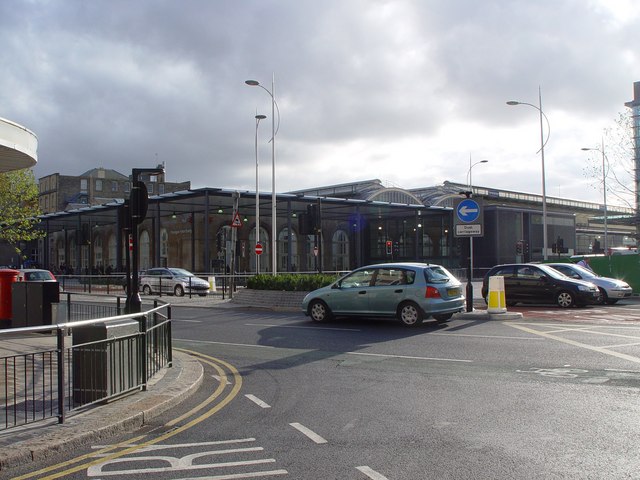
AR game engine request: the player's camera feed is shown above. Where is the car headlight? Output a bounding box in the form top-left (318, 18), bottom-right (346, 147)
top-left (577, 285), bottom-right (595, 292)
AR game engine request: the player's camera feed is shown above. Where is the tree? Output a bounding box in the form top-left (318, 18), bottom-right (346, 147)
top-left (583, 112), bottom-right (635, 209)
top-left (0, 169), bottom-right (45, 256)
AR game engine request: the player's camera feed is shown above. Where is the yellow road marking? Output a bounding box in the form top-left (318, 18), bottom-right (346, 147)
top-left (12, 349), bottom-right (241, 480)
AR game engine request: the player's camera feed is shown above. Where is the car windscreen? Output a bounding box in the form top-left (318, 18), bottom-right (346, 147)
top-left (168, 268), bottom-right (193, 277)
top-left (537, 264), bottom-right (569, 280)
top-left (424, 266), bottom-right (453, 284)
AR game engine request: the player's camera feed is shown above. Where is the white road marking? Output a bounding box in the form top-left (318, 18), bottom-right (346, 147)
top-left (175, 338), bottom-right (274, 349)
top-left (347, 351), bottom-right (472, 363)
top-left (356, 465), bottom-right (389, 479)
top-left (431, 332), bottom-right (541, 340)
top-left (245, 394), bottom-right (271, 408)
top-left (289, 422), bottom-right (328, 444)
top-left (246, 323), bottom-right (361, 331)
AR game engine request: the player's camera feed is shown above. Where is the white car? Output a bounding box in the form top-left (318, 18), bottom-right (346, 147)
top-left (139, 267), bottom-right (210, 297)
top-left (547, 263), bottom-right (633, 305)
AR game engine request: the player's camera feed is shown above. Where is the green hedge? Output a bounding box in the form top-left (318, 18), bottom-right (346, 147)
top-left (247, 273), bottom-right (339, 291)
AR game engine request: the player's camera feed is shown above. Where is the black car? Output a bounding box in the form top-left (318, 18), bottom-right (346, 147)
top-left (481, 263), bottom-right (600, 308)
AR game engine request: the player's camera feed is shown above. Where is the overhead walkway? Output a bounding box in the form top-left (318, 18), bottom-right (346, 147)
top-left (0, 116), bottom-right (37, 172)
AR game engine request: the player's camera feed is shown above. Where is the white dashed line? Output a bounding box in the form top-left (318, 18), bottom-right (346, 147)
top-left (356, 465), bottom-right (389, 479)
top-left (289, 423), bottom-right (328, 444)
top-left (245, 394), bottom-right (271, 408)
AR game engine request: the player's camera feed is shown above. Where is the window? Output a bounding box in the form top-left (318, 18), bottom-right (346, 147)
top-left (332, 229), bottom-right (350, 271)
top-left (80, 179), bottom-right (88, 192)
top-left (148, 183), bottom-right (154, 194)
top-left (124, 182), bottom-right (131, 193)
top-left (111, 181), bottom-right (118, 192)
top-left (95, 179), bottom-right (103, 192)
top-left (341, 269), bottom-right (374, 288)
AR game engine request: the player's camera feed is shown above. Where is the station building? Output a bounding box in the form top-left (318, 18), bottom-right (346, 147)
top-left (29, 174), bottom-right (636, 278)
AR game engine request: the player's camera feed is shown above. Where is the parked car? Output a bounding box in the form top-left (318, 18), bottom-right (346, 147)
top-left (481, 263), bottom-right (600, 308)
top-left (139, 268), bottom-right (209, 297)
top-left (546, 263), bottom-right (633, 305)
top-left (16, 268), bottom-right (57, 282)
top-left (301, 262), bottom-right (465, 327)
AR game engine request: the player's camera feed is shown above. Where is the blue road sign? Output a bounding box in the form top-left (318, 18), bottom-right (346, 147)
top-left (456, 199), bottom-right (480, 223)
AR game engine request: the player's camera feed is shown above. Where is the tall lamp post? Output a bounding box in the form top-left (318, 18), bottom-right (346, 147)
top-left (507, 87), bottom-right (551, 260)
top-left (254, 113), bottom-right (266, 273)
top-left (466, 157), bottom-right (488, 312)
top-left (582, 138), bottom-right (608, 254)
top-left (245, 75), bottom-right (280, 275)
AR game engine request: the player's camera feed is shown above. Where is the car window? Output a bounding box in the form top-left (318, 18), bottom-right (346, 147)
top-left (490, 266), bottom-right (515, 278)
top-left (424, 266), bottom-right (452, 284)
top-left (169, 268), bottom-right (192, 276)
top-left (516, 266), bottom-right (544, 279)
top-left (340, 269), bottom-right (375, 288)
top-left (373, 268), bottom-right (414, 286)
top-left (553, 265), bottom-right (579, 278)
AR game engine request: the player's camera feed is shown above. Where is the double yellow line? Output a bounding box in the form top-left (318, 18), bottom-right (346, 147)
top-left (12, 349), bottom-right (242, 480)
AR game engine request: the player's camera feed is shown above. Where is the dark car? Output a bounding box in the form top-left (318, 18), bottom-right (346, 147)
top-left (481, 263), bottom-right (600, 308)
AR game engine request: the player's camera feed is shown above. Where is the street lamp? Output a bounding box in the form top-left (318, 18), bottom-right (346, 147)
top-left (245, 76), bottom-right (280, 275)
top-left (254, 113), bottom-right (266, 273)
top-left (582, 138), bottom-right (608, 254)
top-left (507, 87), bottom-right (551, 260)
top-left (466, 157), bottom-right (488, 312)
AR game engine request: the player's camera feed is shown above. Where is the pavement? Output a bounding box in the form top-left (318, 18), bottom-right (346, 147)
top-left (0, 282), bottom-right (601, 472)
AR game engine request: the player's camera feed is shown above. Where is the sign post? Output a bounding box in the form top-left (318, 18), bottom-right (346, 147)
top-left (453, 196), bottom-right (484, 312)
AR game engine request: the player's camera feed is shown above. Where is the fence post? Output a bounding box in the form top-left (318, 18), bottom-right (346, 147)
top-left (57, 327), bottom-right (65, 424)
top-left (139, 314), bottom-right (148, 391)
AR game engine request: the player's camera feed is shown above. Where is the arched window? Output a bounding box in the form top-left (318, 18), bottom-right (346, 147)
top-left (278, 228), bottom-right (298, 272)
top-left (421, 233), bottom-right (434, 257)
top-left (332, 229), bottom-right (350, 271)
top-left (107, 233), bottom-right (117, 269)
top-left (140, 230), bottom-right (151, 270)
top-left (305, 235), bottom-right (316, 271)
top-left (93, 234), bottom-right (103, 269)
top-left (160, 228), bottom-right (169, 267)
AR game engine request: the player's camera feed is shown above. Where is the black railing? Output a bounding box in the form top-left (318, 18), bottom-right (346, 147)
top-left (0, 298), bottom-right (171, 431)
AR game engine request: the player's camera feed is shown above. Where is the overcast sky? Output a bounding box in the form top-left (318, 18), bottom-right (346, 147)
top-left (1, 0), bottom-right (639, 206)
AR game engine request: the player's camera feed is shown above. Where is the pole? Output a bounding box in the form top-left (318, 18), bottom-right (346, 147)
top-left (255, 114), bottom-right (266, 274)
top-left (468, 156), bottom-right (474, 312)
top-left (539, 87), bottom-right (548, 260)
top-left (602, 137), bottom-right (608, 254)
top-left (271, 73), bottom-right (277, 275)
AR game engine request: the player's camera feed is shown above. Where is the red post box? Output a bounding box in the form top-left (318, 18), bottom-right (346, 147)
top-left (0, 269), bottom-right (19, 324)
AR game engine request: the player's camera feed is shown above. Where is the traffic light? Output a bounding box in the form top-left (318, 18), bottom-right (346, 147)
top-left (516, 240), bottom-right (523, 255)
top-left (385, 240), bottom-right (393, 255)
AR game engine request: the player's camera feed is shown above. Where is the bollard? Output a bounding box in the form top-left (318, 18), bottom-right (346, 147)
top-left (0, 269), bottom-right (19, 326)
top-left (487, 275), bottom-right (507, 314)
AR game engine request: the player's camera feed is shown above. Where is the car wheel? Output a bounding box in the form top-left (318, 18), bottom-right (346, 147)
top-left (556, 291), bottom-right (575, 308)
top-left (309, 300), bottom-right (332, 322)
top-left (397, 302), bottom-right (423, 327)
top-left (597, 288), bottom-right (608, 305)
top-left (433, 312), bottom-right (453, 323)
top-left (143, 285), bottom-right (152, 295)
top-left (174, 284), bottom-right (185, 297)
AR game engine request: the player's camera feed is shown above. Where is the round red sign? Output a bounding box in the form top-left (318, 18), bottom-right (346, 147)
top-left (255, 243), bottom-right (263, 255)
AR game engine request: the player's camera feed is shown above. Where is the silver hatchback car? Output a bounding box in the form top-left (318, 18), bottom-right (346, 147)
top-left (139, 267), bottom-right (210, 297)
top-left (302, 262), bottom-right (465, 327)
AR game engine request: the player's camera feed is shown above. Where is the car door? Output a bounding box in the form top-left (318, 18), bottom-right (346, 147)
top-left (367, 267), bottom-right (411, 316)
top-left (329, 268), bottom-right (375, 315)
top-left (514, 265), bottom-right (551, 303)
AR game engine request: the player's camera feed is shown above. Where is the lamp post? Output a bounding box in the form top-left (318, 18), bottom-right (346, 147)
top-left (582, 138), bottom-right (608, 254)
top-left (254, 113), bottom-right (266, 273)
top-left (466, 157), bottom-right (488, 312)
top-left (245, 76), bottom-right (280, 275)
top-left (507, 87), bottom-right (551, 260)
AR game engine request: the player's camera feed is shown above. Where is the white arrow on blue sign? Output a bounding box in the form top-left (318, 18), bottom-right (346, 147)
top-left (456, 199), bottom-right (480, 223)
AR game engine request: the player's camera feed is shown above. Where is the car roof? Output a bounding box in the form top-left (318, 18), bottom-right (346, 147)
top-left (356, 262), bottom-right (444, 269)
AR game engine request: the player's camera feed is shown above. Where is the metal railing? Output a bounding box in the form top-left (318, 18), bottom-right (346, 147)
top-left (0, 297), bottom-right (171, 431)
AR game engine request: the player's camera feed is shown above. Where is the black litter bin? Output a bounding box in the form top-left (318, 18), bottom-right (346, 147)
top-left (72, 319), bottom-right (141, 405)
top-left (11, 281), bottom-right (60, 327)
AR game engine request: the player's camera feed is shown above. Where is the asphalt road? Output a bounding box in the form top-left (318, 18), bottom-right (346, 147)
top-left (11, 303), bottom-right (640, 479)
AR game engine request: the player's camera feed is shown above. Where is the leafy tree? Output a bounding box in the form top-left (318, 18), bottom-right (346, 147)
top-left (0, 169), bottom-right (45, 255)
